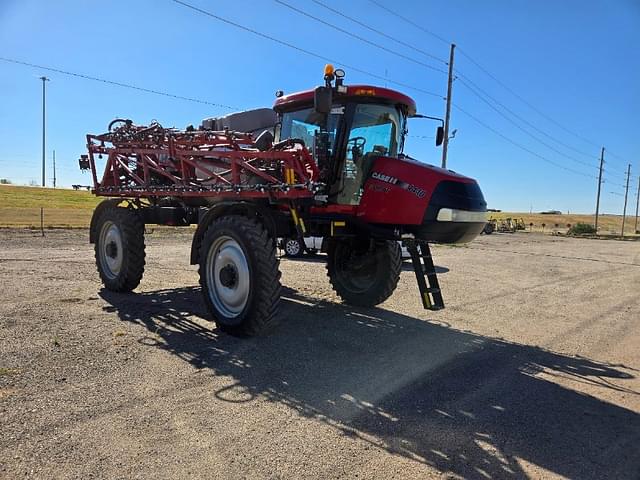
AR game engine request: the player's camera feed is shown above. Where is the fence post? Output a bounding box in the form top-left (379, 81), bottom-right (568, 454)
top-left (40, 207), bottom-right (45, 237)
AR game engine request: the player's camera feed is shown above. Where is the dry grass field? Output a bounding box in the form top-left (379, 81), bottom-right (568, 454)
top-left (490, 211), bottom-right (636, 236)
top-left (0, 185), bottom-right (637, 237)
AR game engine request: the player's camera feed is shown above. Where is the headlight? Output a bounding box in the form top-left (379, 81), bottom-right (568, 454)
top-left (437, 208), bottom-right (487, 222)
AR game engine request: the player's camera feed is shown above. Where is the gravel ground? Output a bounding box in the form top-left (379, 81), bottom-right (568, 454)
top-left (1, 229), bottom-right (639, 479)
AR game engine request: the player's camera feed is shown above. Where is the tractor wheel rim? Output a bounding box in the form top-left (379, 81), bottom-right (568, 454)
top-left (206, 236), bottom-right (250, 318)
top-left (285, 239), bottom-right (301, 256)
top-left (99, 221), bottom-right (123, 280)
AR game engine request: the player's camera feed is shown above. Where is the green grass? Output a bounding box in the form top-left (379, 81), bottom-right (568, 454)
top-left (0, 184), bottom-right (100, 209)
top-left (0, 185), bottom-right (100, 227)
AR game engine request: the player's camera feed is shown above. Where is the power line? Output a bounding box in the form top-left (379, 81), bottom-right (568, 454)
top-left (605, 149), bottom-right (634, 168)
top-left (457, 76), bottom-right (603, 172)
top-left (368, 1), bottom-right (633, 170)
top-left (457, 48), bottom-right (633, 171)
top-left (602, 176), bottom-right (627, 189)
top-left (0, 56), bottom-right (239, 110)
top-left (313, 1), bottom-right (629, 179)
top-left (458, 48), bottom-right (633, 171)
top-left (456, 73), bottom-right (603, 164)
top-left (453, 103), bottom-right (597, 179)
top-left (368, 0), bottom-right (451, 46)
top-left (455, 47), bottom-right (604, 150)
top-left (172, 0), bottom-right (619, 183)
top-left (311, 0), bottom-right (626, 177)
top-left (170, 0), bottom-right (443, 99)
top-left (274, 0), bottom-right (448, 73)
top-left (0, 2), bottom-right (622, 187)
top-left (311, 0), bottom-right (447, 65)
top-left (0, 158), bottom-right (78, 171)
top-left (602, 169), bottom-right (629, 186)
top-left (456, 78), bottom-right (629, 183)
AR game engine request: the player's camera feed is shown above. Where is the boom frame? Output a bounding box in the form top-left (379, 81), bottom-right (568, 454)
top-left (80, 120), bottom-right (322, 201)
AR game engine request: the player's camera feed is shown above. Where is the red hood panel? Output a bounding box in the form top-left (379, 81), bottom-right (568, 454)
top-left (357, 156), bottom-right (477, 225)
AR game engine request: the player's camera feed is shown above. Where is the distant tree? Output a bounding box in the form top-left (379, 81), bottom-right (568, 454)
top-left (0, 178), bottom-right (11, 184)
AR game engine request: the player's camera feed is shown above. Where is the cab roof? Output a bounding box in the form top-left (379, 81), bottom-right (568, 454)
top-left (273, 84), bottom-right (417, 116)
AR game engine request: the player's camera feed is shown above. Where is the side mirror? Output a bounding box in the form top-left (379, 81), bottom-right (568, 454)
top-left (314, 86), bottom-right (333, 114)
top-left (435, 126), bottom-right (444, 146)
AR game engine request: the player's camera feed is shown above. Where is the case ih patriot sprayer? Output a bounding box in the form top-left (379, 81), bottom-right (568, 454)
top-left (80, 66), bottom-right (487, 335)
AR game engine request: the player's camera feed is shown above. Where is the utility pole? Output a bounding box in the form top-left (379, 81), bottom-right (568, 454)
top-left (441, 43), bottom-right (456, 170)
top-left (621, 164), bottom-right (631, 238)
top-left (634, 175), bottom-right (640, 234)
top-left (594, 147), bottom-right (605, 232)
top-left (40, 76), bottom-right (50, 187)
top-left (52, 150), bottom-right (56, 188)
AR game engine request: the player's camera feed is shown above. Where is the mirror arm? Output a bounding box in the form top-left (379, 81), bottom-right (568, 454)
top-left (411, 114), bottom-right (444, 126)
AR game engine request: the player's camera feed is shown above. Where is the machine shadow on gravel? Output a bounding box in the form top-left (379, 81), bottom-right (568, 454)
top-left (100, 286), bottom-right (639, 480)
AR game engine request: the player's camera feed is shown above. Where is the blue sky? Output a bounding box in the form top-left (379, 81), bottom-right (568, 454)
top-left (0, 0), bottom-right (638, 213)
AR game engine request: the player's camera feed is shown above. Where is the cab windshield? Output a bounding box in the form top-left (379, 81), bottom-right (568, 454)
top-left (338, 104), bottom-right (404, 205)
top-left (278, 102), bottom-right (405, 205)
top-left (278, 103), bottom-right (404, 159)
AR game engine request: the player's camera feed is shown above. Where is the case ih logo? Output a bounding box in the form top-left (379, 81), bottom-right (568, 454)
top-left (371, 171), bottom-right (426, 198)
top-left (371, 171), bottom-right (398, 185)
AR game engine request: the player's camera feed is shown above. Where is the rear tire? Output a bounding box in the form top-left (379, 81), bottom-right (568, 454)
top-left (94, 203), bottom-right (145, 292)
top-left (326, 238), bottom-right (401, 307)
top-left (199, 215), bottom-right (281, 336)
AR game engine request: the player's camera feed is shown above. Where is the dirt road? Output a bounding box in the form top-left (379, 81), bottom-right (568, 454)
top-left (1, 230), bottom-right (639, 479)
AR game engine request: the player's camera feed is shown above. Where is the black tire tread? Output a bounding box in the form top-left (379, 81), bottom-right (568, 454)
top-left (198, 215), bottom-right (281, 336)
top-left (326, 240), bottom-right (401, 307)
top-left (94, 203), bottom-right (145, 292)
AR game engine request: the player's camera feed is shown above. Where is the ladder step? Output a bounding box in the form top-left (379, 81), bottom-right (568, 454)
top-left (406, 240), bottom-right (445, 311)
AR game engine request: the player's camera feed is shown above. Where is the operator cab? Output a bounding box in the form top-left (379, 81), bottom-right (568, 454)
top-left (274, 65), bottom-right (486, 245)
top-left (273, 65), bottom-right (435, 206)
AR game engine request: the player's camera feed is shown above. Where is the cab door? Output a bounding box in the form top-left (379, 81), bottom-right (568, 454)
top-left (333, 103), bottom-right (402, 206)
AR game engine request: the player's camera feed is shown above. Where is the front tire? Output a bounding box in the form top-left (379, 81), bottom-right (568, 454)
top-left (199, 216), bottom-right (281, 336)
top-left (94, 203), bottom-right (145, 292)
top-left (326, 238), bottom-right (401, 307)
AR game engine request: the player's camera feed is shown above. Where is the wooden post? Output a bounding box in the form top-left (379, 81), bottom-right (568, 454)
top-left (621, 164), bottom-right (631, 238)
top-left (441, 43), bottom-right (456, 169)
top-left (594, 147), bottom-right (604, 232)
